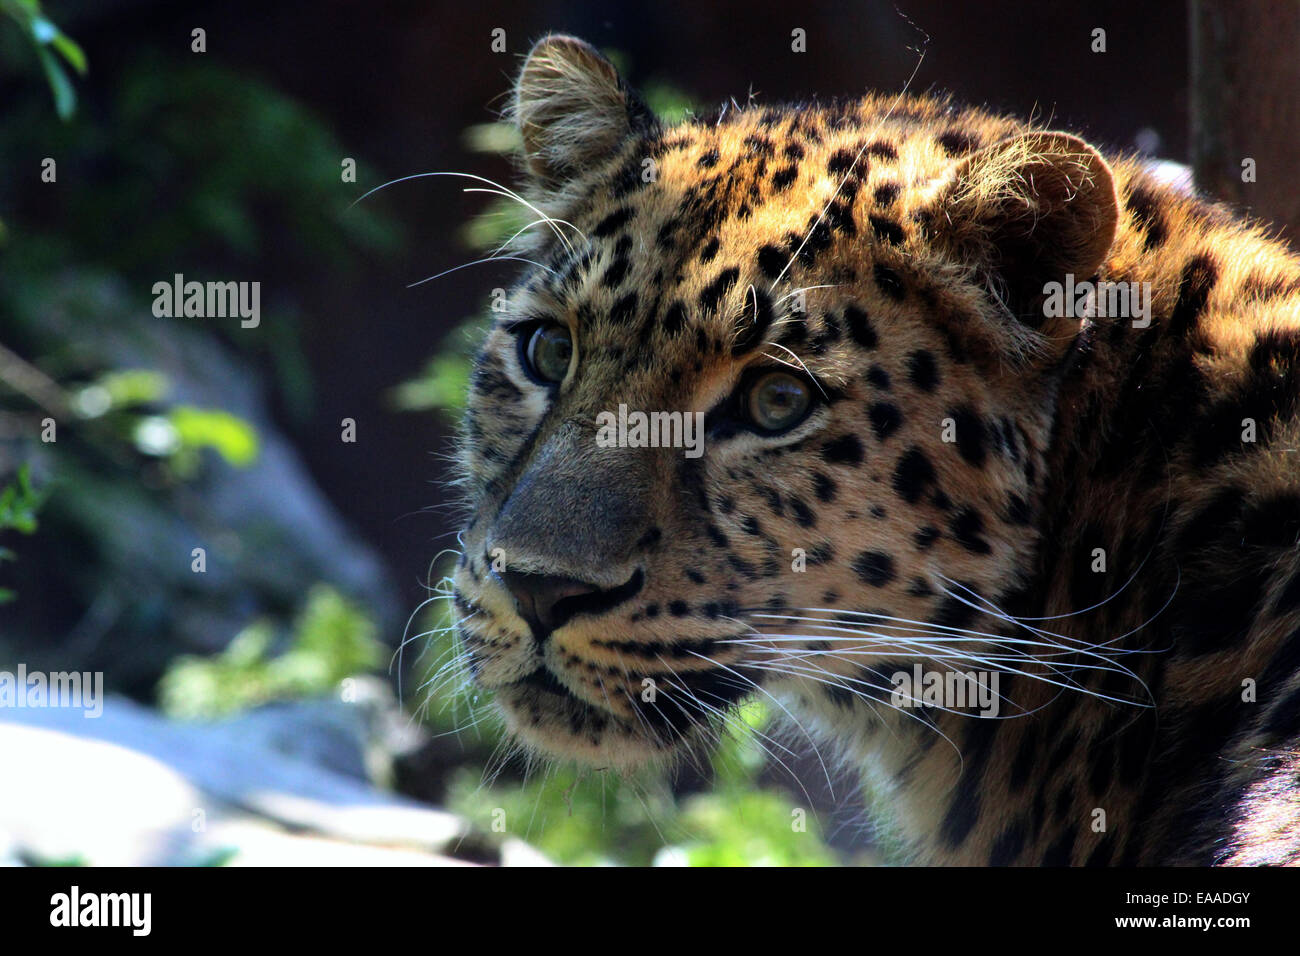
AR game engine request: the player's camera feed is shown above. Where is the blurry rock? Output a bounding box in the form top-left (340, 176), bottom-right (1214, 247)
top-left (0, 695), bottom-right (540, 866)
top-left (3, 272), bottom-right (403, 690)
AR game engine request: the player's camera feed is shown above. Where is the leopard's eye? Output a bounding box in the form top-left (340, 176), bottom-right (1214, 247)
top-left (522, 323), bottom-right (573, 384)
top-left (746, 370), bottom-right (813, 433)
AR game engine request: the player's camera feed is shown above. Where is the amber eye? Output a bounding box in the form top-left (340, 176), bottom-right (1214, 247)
top-left (746, 371), bottom-right (813, 433)
top-left (522, 323), bottom-right (573, 383)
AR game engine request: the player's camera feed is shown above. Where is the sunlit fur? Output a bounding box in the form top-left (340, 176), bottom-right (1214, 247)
top-left (444, 35), bottom-right (1300, 865)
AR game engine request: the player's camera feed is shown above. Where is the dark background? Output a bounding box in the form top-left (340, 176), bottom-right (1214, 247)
top-left (39, 0), bottom-right (1187, 626)
top-left (1, 0), bottom-right (1265, 867)
top-left (0, 0), bottom-right (1197, 698)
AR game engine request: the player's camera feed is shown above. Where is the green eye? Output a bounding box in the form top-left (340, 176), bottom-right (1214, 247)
top-left (523, 323), bottom-right (573, 383)
top-left (746, 371), bottom-right (813, 433)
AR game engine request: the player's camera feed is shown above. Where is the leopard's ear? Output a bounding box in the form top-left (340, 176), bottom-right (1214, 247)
top-left (512, 35), bottom-right (655, 185)
top-left (938, 131), bottom-right (1119, 336)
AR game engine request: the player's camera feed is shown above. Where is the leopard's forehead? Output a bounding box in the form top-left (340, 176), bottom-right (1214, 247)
top-left (505, 97), bottom-right (1024, 398)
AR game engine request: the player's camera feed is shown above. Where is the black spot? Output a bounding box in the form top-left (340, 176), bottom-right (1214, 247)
top-left (662, 301), bottom-right (688, 336)
top-left (789, 497), bottom-right (816, 528)
top-left (1126, 185), bottom-right (1166, 251)
top-left (731, 288), bottom-right (775, 355)
top-left (1007, 494), bottom-right (1033, 525)
top-left (705, 524), bottom-right (730, 549)
top-left (950, 507), bottom-right (992, 555)
top-left (796, 217), bottom-right (834, 265)
top-left (907, 577), bottom-right (933, 597)
top-left (853, 550), bottom-right (896, 587)
top-left (827, 148), bottom-right (858, 175)
top-left (698, 267), bottom-right (739, 312)
top-left (699, 236), bottom-right (720, 263)
top-left (1009, 724), bottom-right (1040, 792)
top-left (813, 472), bottom-right (838, 502)
top-left (824, 682), bottom-right (856, 708)
top-left (668, 600), bottom-right (689, 617)
top-left (697, 148), bottom-right (720, 168)
top-left (869, 215), bottom-right (905, 245)
top-left (873, 182), bottom-right (900, 206)
top-left (866, 140), bottom-right (898, 160)
top-left (907, 350), bottom-right (939, 392)
top-left (771, 164), bottom-right (799, 191)
top-left (825, 199), bottom-right (857, 237)
top-left (1169, 254), bottom-right (1218, 338)
top-left (757, 244), bottom-right (786, 280)
top-left (873, 262), bottom-right (906, 301)
top-left (593, 206), bottom-right (632, 238)
top-left (783, 142), bottom-right (805, 160)
top-left (914, 526), bottom-right (940, 549)
top-left (931, 593), bottom-right (977, 631)
top-left (867, 365), bottom-right (891, 390)
top-left (602, 255), bottom-right (630, 289)
top-left (869, 402), bottom-right (902, 441)
top-left (823, 434), bottom-right (865, 465)
top-left (936, 129), bottom-right (979, 155)
top-left (610, 291), bottom-right (638, 323)
top-left (807, 542), bottom-right (835, 565)
top-left (892, 447), bottom-right (936, 503)
top-left (843, 305), bottom-right (877, 349)
top-left (940, 784), bottom-right (981, 849)
top-left (949, 406), bottom-right (987, 467)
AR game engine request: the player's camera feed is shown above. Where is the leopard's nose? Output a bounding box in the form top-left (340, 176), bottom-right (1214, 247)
top-left (497, 568), bottom-right (645, 637)
top-left (500, 572), bottom-right (597, 634)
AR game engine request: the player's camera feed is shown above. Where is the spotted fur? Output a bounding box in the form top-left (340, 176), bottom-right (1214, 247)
top-left (448, 35), bottom-right (1300, 865)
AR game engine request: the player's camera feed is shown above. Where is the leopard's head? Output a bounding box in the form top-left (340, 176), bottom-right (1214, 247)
top-left (449, 35), bottom-right (1119, 769)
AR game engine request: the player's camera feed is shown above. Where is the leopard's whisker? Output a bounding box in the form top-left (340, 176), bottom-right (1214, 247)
top-left (407, 254), bottom-right (556, 288)
top-left (687, 645), bottom-right (841, 799)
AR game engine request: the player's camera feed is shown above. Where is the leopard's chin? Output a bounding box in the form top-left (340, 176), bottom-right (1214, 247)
top-left (492, 669), bottom-right (680, 770)
top-left (490, 661), bottom-right (758, 771)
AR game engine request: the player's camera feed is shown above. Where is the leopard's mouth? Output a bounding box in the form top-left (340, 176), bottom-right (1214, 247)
top-left (487, 643), bottom-right (762, 768)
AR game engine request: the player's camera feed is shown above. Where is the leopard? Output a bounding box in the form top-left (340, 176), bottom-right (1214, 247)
top-left (447, 34), bottom-right (1300, 865)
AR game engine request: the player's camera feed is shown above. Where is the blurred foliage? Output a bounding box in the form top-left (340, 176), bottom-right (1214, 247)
top-left (445, 701), bottom-right (840, 867)
top-left (0, 464), bottom-right (46, 603)
top-left (158, 584), bottom-right (381, 719)
top-left (1, 0), bottom-right (85, 120)
top-left (0, 15), bottom-right (401, 688)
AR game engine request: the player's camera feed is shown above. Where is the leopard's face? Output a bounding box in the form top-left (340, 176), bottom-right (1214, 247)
top-left (450, 36), bottom-right (1119, 770)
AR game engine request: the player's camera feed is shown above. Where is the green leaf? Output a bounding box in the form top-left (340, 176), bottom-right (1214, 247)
top-left (167, 406), bottom-right (260, 467)
top-left (34, 43), bottom-right (75, 121)
top-left (50, 28), bottom-right (86, 75)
